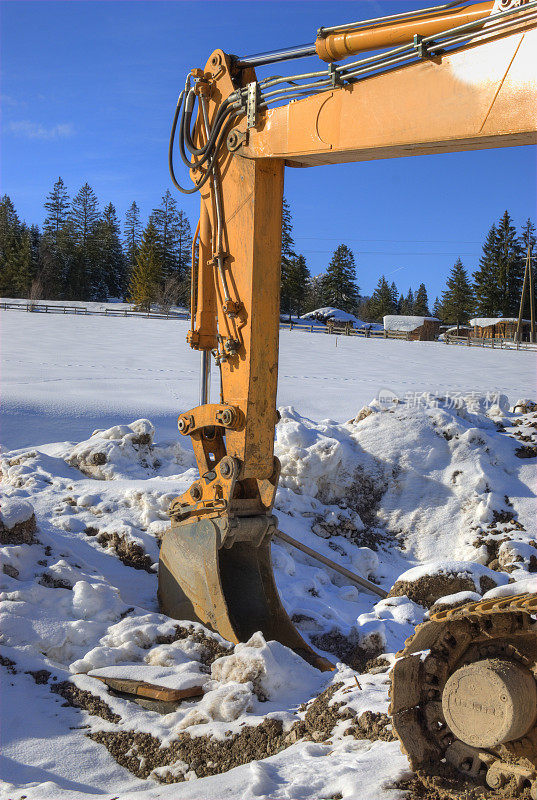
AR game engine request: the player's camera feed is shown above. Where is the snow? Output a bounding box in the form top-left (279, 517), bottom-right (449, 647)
top-left (469, 317), bottom-right (529, 327)
top-left (2, 311), bottom-right (535, 451)
top-left (383, 315), bottom-right (439, 332)
top-left (0, 308), bottom-right (536, 800)
top-left (301, 307), bottom-right (361, 323)
top-left (394, 561), bottom-right (509, 589)
top-left (300, 307), bottom-right (377, 329)
top-left (0, 497), bottom-right (34, 528)
top-left (2, 297), bottom-right (189, 317)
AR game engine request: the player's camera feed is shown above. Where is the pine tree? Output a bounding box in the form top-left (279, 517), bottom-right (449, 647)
top-left (441, 258), bottom-right (474, 331)
top-left (368, 275), bottom-right (396, 321)
top-left (473, 224), bottom-right (500, 316)
top-left (280, 197), bottom-right (297, 315)
top-left (128, 221), bottom-right (162, 311)
top-left (390, 282), bottom-right (399, 310)
top-left (96, 203), bottom-right (125, 298)
top-left (285, 254), bottom-right (311, 317)
top-left (496, 210), bottom-right (524, 316)
top-left (176, 209), bottom-right (192, 280)
top-left (41, 178), bottom-right (73, 298)
top-left (70, 183), bottom-right (100, 299)
top-left (304, 272), bottom-right (327, 313)
top-left (520, 218), bottom-right (536, 253)
top-left (151, 190), bottom-right (181, 281)
top-left (397, 293), bottom-right (404, 314)
top-left (0, 196), bottom-right (23, 296)
top-left (13, 229), bottom-right (32, 296)
top-left (28, 224), bottom-right (42, 284)
top-left (413, 283), bottom-right (430, 316)
top-left (432, 296), bottom-right (443, 320)
top-left (43, 178), bottom-right (70, 245)
top-left (124, 201), bottom-right (142, 276)
top-left (71, 183), bottom-right (100, 246)
top-left (401, 288), bottom-right (414, 315)
top-left (322, 244), bottom-right (359, 312)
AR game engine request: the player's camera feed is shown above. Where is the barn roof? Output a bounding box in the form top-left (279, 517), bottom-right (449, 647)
top-left (469, 317), bottom-right (530, 326)
top-left (383, 315), bottom-right (439, 332)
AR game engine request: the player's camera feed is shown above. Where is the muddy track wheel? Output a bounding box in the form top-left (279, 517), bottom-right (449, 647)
top-left (390, 593), bottom-right (537, 799)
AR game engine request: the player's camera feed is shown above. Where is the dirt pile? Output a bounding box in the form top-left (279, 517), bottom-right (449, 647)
top-left (0, 498), bottom-right (37, 545)
top-left (85, 527), bottom-right (154, 572)
top-left (51, 681), bottom-right (121, 723)
top-left (311, 629), bottom-right (384, 670)
top-left (89, 718), bottom-right (287, 783)
top-left (389, 569), bottom-right (498, 609)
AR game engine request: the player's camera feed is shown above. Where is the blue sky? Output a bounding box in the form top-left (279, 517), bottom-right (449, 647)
top-left (1, 0), bottom-right (536, 300)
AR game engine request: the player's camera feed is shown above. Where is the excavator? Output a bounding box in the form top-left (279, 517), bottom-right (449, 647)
top-left (156, 0), bottom-right (537, 794)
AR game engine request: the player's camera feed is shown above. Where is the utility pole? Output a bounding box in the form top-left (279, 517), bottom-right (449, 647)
top-left (516, 245), bottom-right (536, 343)
top-left (530, 248), bottom-right (536, 343)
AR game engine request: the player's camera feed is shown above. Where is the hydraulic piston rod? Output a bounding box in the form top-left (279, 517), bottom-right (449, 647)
top-left (315, 0), bottom-right (493, 61)
top-left (232, 1), bottom-right (493, 67)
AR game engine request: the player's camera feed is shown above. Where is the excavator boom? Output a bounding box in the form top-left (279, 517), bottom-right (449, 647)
top-left (158, 1), bottom-right (537, 763)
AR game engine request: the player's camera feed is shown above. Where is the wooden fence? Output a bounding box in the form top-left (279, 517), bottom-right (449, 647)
top-left (284, 320), bottom-right (411, 339)
top-left (3, 303), bottom-right (535, 351)
top-left (443, 334), bottom-right (537, 351)
top-left (0, 302), bottom-right (188, 320)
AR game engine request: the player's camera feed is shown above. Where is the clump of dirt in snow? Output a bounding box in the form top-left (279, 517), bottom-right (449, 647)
top-left (347, 710), bottom-right (396, 742)
top-left (364, 655), bottom-right (391, 674)
top-left (65, 419), bottom-right (159, 479)
top-left (89, 718), bottom-right (287, 782)
top-left (3, 564), bottom-right (20, 579)
top-left (388, 562), bottom-right (503, 609)
top-left (154, 624), bottom-right (232, 666)
top-left (39, 572), bottom-right (73, 590)
top-left (90, 530), bottom-right (155, 573)
top-left (515, 444), bottom-right (537, 458)
top-left (0, 498), bottom-right (37, 545)
top-left (26, 669), bottom-right (51, 684)
top-left (292, 683), bottom-right (352, 743)
top-left (311, 628), bottom-right (384, 671)
top-left (290, 683), bottom-right (393, 744)
top-left (513, 400), bottom-right (537, 414)
top-left (51, 681), bottom-right (121, 723)
top-left (0, 655), bottom-right (18, 674)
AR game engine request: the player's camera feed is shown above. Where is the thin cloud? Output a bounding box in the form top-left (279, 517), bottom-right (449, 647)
top-left (1, 94), bottom-right (23, 107)
top-left (7, 120), bottom-right (75, 140)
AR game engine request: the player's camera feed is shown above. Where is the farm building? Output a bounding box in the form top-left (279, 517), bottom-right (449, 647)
top-left (301, 307), bottom-right (383, 333)
top-left (301, 307), bottom-right (363, 326)
top-left (383, 315), bottom-right (440, 341)
top-left (440, 324), bottom-right (472, 339)
top-left (469, 317), bottom-right (532, 341)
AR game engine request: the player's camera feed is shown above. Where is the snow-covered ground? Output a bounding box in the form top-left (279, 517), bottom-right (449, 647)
top-left (1, 309), bottom-right (536, 800)
top-left (2, 312), bottom-right (534, 450)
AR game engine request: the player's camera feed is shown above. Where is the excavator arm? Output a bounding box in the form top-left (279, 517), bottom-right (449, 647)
top-left (158, 0), bottom-right (537, 675)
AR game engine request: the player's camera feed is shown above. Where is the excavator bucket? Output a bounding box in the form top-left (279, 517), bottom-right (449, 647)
top-left (158, 514), bottom-right (333, 671)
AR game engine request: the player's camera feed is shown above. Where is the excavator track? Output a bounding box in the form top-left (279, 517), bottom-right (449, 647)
top-left (390, 592), bottom-right (537, 799)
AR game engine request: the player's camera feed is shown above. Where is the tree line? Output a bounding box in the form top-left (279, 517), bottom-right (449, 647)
top-left (280, 205), bottom-right (536, 326)
top-left (1, 186), bottom-right (534, 326)
top-left (0, 178), bottom-right (192, 308)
